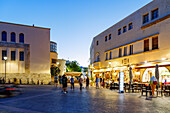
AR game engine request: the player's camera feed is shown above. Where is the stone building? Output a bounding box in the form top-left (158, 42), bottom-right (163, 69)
top-left (0, 21), bottom-right (51, 84)
top-left (89, 0), bottom-right (170, 83)
top-left (50, 41), bottom-right (66, 77)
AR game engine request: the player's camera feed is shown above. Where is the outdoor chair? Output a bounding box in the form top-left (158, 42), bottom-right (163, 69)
top-left (141, 85), bottom-right (152, 97)
top-left (132, 83), bottom-right (139, 93)
top-left (164, 85), bottom-right (170, 96)
top-left (124, 83), bottom-right (130, 93)
top-left (156, 85), bottom-right (163, 97)
top-left (136, 84), bottom-right (142, 92)
top-left (127, 84), bottom-right (134, 93)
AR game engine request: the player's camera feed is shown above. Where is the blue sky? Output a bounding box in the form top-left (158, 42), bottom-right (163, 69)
top-left (0, 0), bottom-right (152, 67)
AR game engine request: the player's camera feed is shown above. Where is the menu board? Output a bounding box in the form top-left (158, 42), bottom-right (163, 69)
top-left (119, 71), bottom-right (124, 93)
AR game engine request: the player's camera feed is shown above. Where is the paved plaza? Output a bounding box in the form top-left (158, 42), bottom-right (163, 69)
top-left (0, 85), bottom-right (170, 113)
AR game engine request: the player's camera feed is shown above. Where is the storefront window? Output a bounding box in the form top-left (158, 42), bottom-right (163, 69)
top-left (142, 67), bottom-right (170, 83)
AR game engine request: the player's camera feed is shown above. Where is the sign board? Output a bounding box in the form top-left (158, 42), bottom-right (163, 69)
top-left (122, 58), bottom-right (129, 65)
top-left (119, 71), bottom-right (124, 93)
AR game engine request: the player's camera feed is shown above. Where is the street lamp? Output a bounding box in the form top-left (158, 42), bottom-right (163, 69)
top-left (4, 56), bottom-right (7, 84)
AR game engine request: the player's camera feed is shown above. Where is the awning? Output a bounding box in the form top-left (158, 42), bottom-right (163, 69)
top-left (64, 72), bottom-right (82, 76)
top-left (135, 64), bottom-right (170, 69)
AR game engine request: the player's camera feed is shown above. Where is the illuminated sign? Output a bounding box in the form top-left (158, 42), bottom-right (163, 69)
top-left (119, 71), bottom-right (124, 93)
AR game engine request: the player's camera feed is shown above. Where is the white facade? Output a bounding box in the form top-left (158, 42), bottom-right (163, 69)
top-left (90, 0), bottom-right (170, 83)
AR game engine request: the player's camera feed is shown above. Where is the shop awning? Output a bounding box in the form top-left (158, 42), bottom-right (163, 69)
top-left (64, 72), bottom-right (82, 76)
top-left (135, 64), bottom-right (170, 69)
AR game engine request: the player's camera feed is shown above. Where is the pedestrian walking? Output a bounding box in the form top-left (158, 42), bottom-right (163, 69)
top-left (100, 77), bottom-right (102, 86)
top-left (79, 76), bottom-right (83, 90)
top-left (70, 76), bottom-right (74, 90)
top-left (62, 75), bottom-right (68, 93)
top-left (54, 75), bottom-right (58, 87)
top-left (86, 77), bottom-right (89, 88)
top-left (96, 76), bottom-right (99, 89)
top-left (0, 77), bottom-right (2, 84)
top-left (59, 75), bottom-right (62, 88)
top-left (102, 78), bottom-right (105, 88)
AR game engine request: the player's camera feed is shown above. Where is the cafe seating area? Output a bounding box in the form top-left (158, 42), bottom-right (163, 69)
top-left (109, 82), bottom-right (170, 97)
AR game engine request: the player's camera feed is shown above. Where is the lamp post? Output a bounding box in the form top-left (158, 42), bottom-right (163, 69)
top-left (4, 56), bottom-right (7, 84)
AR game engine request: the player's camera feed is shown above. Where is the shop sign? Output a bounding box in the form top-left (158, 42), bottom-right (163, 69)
top-left (122, 58), bottom-right (129, 65)
top-left (119, 71), bottom-right (124, 93)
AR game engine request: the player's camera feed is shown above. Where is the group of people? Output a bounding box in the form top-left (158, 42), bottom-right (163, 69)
top-left (54, 75), bottom-right (90, 94)
top-left (95, 76), bottom-right (106, 89)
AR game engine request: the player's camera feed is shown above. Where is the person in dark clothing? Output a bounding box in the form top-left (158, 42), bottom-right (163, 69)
top-left (70, 76), bottom-right (74, 90)
top-left (62, 75), bottom-right (68, 93)
top-left (100, 77), bottom-right (103, 87)
top-left (103, 78), bottom-right (105, 88)
top-left (79, 76), bottom-right (83, 90)
top-left (54, 75), bottom-right (58, 87)
top-left (86, 77), bottom-right (89, 88)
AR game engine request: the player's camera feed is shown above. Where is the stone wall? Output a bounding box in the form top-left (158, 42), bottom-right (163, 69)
top-left (0, 73), bottom-right (51, 85)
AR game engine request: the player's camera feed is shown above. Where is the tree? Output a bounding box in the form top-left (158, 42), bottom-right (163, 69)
top-left (83, 67), bottom-right (88, 72)
top-left (50, 65), bottom-right (60, 77)
top-left (66, 61), bottom-right (81, 72)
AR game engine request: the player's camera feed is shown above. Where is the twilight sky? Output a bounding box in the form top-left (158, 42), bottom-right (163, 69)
top-left (0, 0), bottom-right (152, 67)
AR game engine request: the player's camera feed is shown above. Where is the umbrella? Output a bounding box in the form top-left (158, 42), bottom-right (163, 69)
top-left (155, 64), bottom-right (159, 85)
top-left (129, 67), bottom-right (133, 85)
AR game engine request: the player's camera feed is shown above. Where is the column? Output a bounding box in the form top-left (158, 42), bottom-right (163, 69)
top-left (149, 38), bottom-right (152, 51)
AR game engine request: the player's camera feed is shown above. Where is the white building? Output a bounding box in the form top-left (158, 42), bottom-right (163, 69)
top-left (89, 0), bottom-right (170, 83)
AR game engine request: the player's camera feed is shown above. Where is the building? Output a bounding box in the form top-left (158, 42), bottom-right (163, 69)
top-left (50, 41), bottom-right (66, 76)
top-left (0, 21), bottom-right (51, 84)
top-left (50, 41), bottom-right (58, 66)
top-left (89, 0), bottom-right (170, 83)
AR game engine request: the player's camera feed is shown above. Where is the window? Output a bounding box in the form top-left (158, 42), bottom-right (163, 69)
top-left (152, 37), bottom-right (158, 50)
top-left (97, 54), bottom-right (100, 62)
top-left (109, 34), bottom-right (111, 40)
top-left (129, 45), bottom-right (133, 55)
top-left (96, 41), bottom-right (99, 46)
top-left (50, 42), bottom-right (57, 53)
top-left (152, 8), bottom-right (159, 20)
top-left (105, 36), bottom-right (107, 42)
top-left (105, 53), bottom-right (108, 60)
top-left (128, 23), bottom-right (133, 30)
top-left (144, 39), bottom-right (149, 52)
top-left (2, 50), bottom-right (7, 60)
top-left (119, 48), bottom-right (122, 57)
top-left (11, 51), bottom-right (16, 61)
top-left (123, 26), bottom-right (127, 33)
top-left (19, 33), bottom-right (24, 43)
top-left (52, 59), bottom-right (57, 63)
top-left (11, 32), bottom-right (16, 42)
top-left (109, 51), bottom-right (112, 59)
top-left (118, 29), bottom-right (121, 35)
top-left (19, 51), bottom-right (24, 61)
top-left (2, 31), bottom-right (7, 42)
top-left (143, 14), bottom-right (149, 24)
top-left (124, 46), bottom-right (127, 56)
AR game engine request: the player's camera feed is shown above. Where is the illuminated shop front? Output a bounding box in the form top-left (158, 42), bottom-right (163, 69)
top-left (142, 67), bottom-right (170, 83)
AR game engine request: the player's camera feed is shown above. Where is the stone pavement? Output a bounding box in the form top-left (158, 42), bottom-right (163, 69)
top-left (0, 85), bottom-right (170, 113)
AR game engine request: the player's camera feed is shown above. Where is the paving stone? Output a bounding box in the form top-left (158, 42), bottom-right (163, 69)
top-left (0, 85), bottom-right (170, 113)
